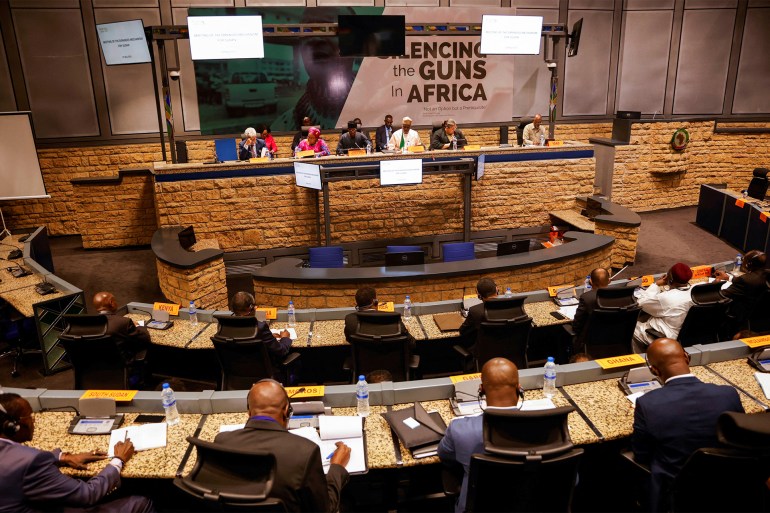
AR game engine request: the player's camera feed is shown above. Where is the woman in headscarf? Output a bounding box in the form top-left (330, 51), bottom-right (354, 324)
top-left (297, 126), bottom-right (330, 157)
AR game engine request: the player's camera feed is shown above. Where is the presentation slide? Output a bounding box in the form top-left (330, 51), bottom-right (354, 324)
top-left (96, 20), bottom-right (151, 66)
top-left (188, 15), bottom-right (264, 60)
top-left (480, 15), bottom-right (543, 55)
top-left (380, 159), bottom-right (423, 186)
top-left (294, 162), bottom-right (322, 190)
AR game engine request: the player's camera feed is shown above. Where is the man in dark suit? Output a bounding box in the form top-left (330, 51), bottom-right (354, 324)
top-left (438, 358), bottom-right (521, 513)
top-left (571, 267), bottom-right (610, 351)
top-left (238, 127), bottom-right (267, 160)
top-left (714, 250), bottom-right (768, 331)
top-left (458, 277), bottom-right (498, 353)
top-left (336, 121), bottom-right (370, 155)
top-left (374, 114), bottom-right (393, 152)
top-left (93, 291), bottom-right (151, 385)
top-left (214, 380), bottom-right (350, 512)
top-left (0, 393), bottom-right (152, 513)
top-left (343, 287), bottom-right (415, 350)
top-left (632, 338), bottom-right (744, 512)
top-left (430, 118), bottom-right (466, 150)
top-left (229, 292), bottom-right (292, 367)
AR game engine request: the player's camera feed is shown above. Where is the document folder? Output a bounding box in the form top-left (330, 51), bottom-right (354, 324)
top-left (382, 401), bottom-right (447, 458)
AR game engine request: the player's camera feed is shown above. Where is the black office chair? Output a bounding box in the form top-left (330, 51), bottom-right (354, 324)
top-left (174, 437), bottom-right (286, 511)
top-left (475, 297), bottom-right (532, 370)
top-left (211, 315), bottom-right (300, 390)
top-left (747, 167), bottom-right (769, 201)
top-left (578, 287), bottom-right (641, 358)
top-left (747, 280), bottom-right (770, 333)
top-left (676, 282), bottom-right (732, 346)
top-left (516, 119), bottom-right (531, 146)
top-left (0, 299), bottom-right (39, 378)
top-left (59, 314), bottom-right (132, 389)
top-left (345, 311), bottom-right (419, 382)
top-left (464, 407), bottom-right (584, 512)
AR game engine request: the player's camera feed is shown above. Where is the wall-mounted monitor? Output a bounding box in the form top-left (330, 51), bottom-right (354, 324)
top-left (380, 159), bottom-right (423, 186)
top-left (96, 20), bottom-right (151, 66)
top-left (294, 162), bottom-right (322, 190)
top-left (480, 15), bottom-right (543, 55)
top-left (338, 15), bottom-right (406, 57)
top-left (188, 15), bottom-right (264, 60)
top-left (567, 18), bottom-right (583, 58)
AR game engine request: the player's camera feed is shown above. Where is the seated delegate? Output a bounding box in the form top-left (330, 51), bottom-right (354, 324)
top-left (238, 127), bottom-right (267, 160)
top-left (296, 126), bottom-right (330, 157)
top-left (430, 119), bottom-right (466, 150)
top-left (337, 121), bottom-right (370, 155)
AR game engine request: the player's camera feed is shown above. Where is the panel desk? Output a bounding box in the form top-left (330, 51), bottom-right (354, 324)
top-left (696, 184), bottom-right (770, 253)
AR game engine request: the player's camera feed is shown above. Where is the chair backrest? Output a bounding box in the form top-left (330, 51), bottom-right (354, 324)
top-left (214, 138), bottom-right (238, 162)
top-left (516, 119), bottom-right (531, 146)
top-left (596, 286), bottom-right (638, 309)
top-left (476, 316), bottom-right (531, 370)
top-left (211, 315), bottom-right (275, 390)
top-left (308, 246), bottom-right (344, 268)
top-left (584, 304), bottom-right (641, 359)
top-left (466, 448), bottom-right (584, 512)
top-left (60, 315), bottom-right (126, 389)
top-left (677, 285), bottom-right (731, 346)
top-left (748, 285), bottom-right (770, 333)
top-left (174, 436), bottom-right (285, 511)
top-left (483, 297), bottom-right (527, 321)
top-left (670, 447), bottom-right (768, 512)
top-left (482, 406), bottom-right (576, 460)
top-left (443, 242), bottom-right (475, 262)
top-left (386, 245), bottom-right (422, 253)
top-left (348, 312), bottom-right (411, 380)
top-left (747, 167), bottom-right (768, 200)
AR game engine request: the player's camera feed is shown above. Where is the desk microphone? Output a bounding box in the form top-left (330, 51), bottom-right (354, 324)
top-left (35, 275), bottom-right (56, 295)
top-left (40, 405), bottom-right (81, 416)
top-left (288, 387), bottom-right (306, 398)
top-left (5, 262), bottom-right (31, 278)
top-left (610, 261), bottom-right (635, 281)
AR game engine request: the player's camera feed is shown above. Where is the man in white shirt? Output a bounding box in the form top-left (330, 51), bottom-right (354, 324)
top-left (633, 263), bottom-right (694, 352)
top-left (522, 114), bottom-right (547, 146)
top-left (388, 116), bottom-right (422, 151)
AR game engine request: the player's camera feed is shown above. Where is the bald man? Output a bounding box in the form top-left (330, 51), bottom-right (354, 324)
top-left (92, 292), bottom-right (151, 383)
top-left (522, 114), bottom-right (546, 146)
top-left (571, 267), bottom-right (611, 351)
top-left (438, 358), bottom-right (521, 513)
top-left (632, 338), bottom-right (743, 512)
top-left (214, 380), bottom-right (350, 512)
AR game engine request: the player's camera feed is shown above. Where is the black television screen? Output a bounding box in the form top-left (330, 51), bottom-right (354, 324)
top-left (338, 15), bottom-right (405, 57)
top-left (28, 226), bottom-right (54, 274)
top-left (567, 18), bottom-right (583, 58)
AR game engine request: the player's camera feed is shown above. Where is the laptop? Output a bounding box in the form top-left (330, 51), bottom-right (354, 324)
top-left (497, 239), bottom-right (530, 256)
top-left (385, 251), bottom-right (425, 267)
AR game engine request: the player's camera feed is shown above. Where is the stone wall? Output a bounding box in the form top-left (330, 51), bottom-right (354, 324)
top-left (156, 256), bottom-right (228, 311)
top-left (594, 222), bottom-right (639, 269)
top-left (253, 245), bottom-right (612, 309)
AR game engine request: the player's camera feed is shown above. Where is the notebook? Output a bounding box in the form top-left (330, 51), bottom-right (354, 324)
top-left (382, 402), bottom-right (447, 458)
top-left (433, 312), bottom-right (464, 332)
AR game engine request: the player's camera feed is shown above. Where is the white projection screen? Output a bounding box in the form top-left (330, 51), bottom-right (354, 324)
top-left (0, 112), bottom-right (48, 200)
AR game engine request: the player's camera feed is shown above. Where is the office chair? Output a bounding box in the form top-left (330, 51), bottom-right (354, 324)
top-left (516, 119), bottom-right (531, 147)
top-left (442, 242), bottom-right (475, 262)
top-left (59, 314), bottom-right (132, 389)
top-left (174, 437), bottom-right (286, 511)
top-left (345, 311), bottom-right (419, 382)
top-left (386, 245), bottom-right (422, 253)
top-left (211, 315), bottom-right (300, 390)
top-left (308, 246), bottom-right (344, 268)
top-left (214, 138), bottom-right (238, 162)
top-left (675, 282), bottom-right (731, 346)
top-left (746, 167), bottom-right (769, 201)
top-left (475, 297), bottom-right (532, 370)
top-left (0, 300), bottom-right (39, 378)
top-left (747, 280), bottom-right (770, 333)
top-left (574, 287), bottom-right (640, 358)
top-left (464, 407), bottom-right (583, 512)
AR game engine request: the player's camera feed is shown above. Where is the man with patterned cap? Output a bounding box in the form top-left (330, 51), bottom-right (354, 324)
top-left (632, 263), bottom-right (695, 352)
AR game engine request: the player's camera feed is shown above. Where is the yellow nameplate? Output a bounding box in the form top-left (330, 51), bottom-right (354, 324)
top-left (377, 301), bottom-right (395, 312)
top-left (542, 241), bottom-right (554, 249)
top-left (464, 294), bottom-right (478, 300)
top-left (546, 140), bottom-right (564, 147)
top-left (255, 307), bottom-right (277, 320)
top-left (548, 285), bottom-right (570, 297)
top-left (463, 144), bottom-right (481, 151)
top-left (641, 275), bottom-right (655, 287)
top-left (740, 335), bottom-right (770, 349)
top-left (153, 302), bottom-right (180, 316)
top-left (347, 148), bottom-right (366, 156)
top-left (285, 385), bottom-right (325, 399)
top-left (735, 198), bottom-right (745, 208)
top-left (690, 265), bottom-right (712, 280)
top-left (595, 354), bottom-right (646, 369)
top-left (249, 157), bottom-right (269, 163)
top-left (450, 373), bottom-right (481, 383)
top-left (297, 149), bottom-right (315, 158)
top-left (761, 212), bottom-right (768, 223)
top-left (407, 145), bottom-right (425, 153)
top-left (80, 390), bottom-right (138, 402)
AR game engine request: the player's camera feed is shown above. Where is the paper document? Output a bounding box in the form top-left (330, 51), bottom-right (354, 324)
top-left (271, 328), bottom-right (298, 340)
top-left (755, 372), bottom-right (770, 399)
top-left (558, 305), bottom-right (578, 320)
top-left (218, 423), bottom-right (245, 433)
top-left (520, 398), bottom-right (556, 411)
top-left (317, 415), bottom-right (367, 474)
top-left (626, 391), bottom-right (645, 407)
top-left (108, 423), bottom-right (167, 456)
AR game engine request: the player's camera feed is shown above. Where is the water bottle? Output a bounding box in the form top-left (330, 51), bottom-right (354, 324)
top-left (543, 357), bottom-right (557, 397)
top-left (287, 300), bottom-right (296, 327)
top-left (735, 254), bottom-right (743, 271)
top-left (584, 275), bottom-right (592, 291)
top-left (403, 295), bottom-right (412, 320)
top-left (452, 138), bottom-right (457, 151)
top-left (366, 141), bottom-right (372, 155)
top-left (540, 133), bottom-right (546, 146)
top-left (294, 145), bottom-right (300, 158)
top-left (161, 383), bottom-right (180, 426)
top-left (188, 300), bottom-right (197, 326)
top-left (505, 287), bottom-right (513, 298)
top-left (356, 375), bottom-right (370, 417)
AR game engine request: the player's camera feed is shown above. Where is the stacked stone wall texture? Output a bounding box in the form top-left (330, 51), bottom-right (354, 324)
top-left (156, 257), bottom-right (228, 311)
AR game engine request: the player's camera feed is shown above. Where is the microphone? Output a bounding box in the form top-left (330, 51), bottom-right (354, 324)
top-left (288, 387), bottom-right (306, 398)
top-left (610, 263), bottom-right (633, 281)
top-left (41, 405), bottom-right (81, 416)
top-left (35, 275), bottom-right (56, 295)
top-left (5, 262), bottom-right (31, 278)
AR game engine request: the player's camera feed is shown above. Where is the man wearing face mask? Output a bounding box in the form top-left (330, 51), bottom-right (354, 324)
top-left (632, 263), bottom-right (695, 353)
top-left (229, 292), bottom-right (292, 368)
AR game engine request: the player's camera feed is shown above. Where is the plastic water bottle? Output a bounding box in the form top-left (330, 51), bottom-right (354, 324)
top-left (356, 375), bottom-right (370, 417)
top-left (366, 141), bottom-right (372, 155)
top-left (543, 357), bottom-right (557, 398)
top-left (540, 133), bottom-right (546, 146)
top-left (735, 254), bottom-right (743, 271)
top-left (584, 275), bottom-right (592, 291)
top-left (161, 383), bottom-right (180, 426)
top-left (452, 138), bottom-right (457, 151)
top-left (403, 295), bottom-right (412, 320)
top-left (188, 300), bottom-right (197, 326)
top-left (294, 145), bottom-right (300, 158)
top-left (287, 300), bottom-right (296, 327)
top-left (505, 287), bottom-right (513, 298)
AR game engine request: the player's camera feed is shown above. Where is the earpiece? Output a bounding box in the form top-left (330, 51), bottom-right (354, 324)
top-left (0, 403), bottom-right (20, 437)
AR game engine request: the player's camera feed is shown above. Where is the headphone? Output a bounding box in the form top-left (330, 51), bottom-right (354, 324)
top-left (477, 385), bottom-right (525, 412)
top-left (0, 402), bottom-right (20, 437)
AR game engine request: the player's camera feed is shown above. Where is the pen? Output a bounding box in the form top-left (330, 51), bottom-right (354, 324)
top-left (326, 451), bottom-right (335, 460)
